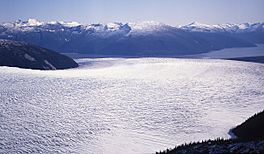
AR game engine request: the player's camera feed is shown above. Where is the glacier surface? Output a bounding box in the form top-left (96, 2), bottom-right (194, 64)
top-left (0, 58), bottom-right (264, 153)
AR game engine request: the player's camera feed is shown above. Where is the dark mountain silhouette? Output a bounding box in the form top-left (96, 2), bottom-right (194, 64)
top-left (0, 39), bottom-right (78, 70)
top-left (232, 110), bottom-right (264, 141)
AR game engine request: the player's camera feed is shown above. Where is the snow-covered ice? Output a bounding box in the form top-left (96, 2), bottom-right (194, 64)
top-left (0, 58), bottom-right (264, 153)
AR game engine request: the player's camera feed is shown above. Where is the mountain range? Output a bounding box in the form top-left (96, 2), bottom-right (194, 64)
top-left (0, 19), bottom-right (263, 56)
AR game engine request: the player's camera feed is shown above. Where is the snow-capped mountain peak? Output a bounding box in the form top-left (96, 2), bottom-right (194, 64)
top-left (60, 21), bottom-right (81, 27)
top-left (186, 21), bottom-right (210, 27)
top-left (128, 21), bottom-right (168, 31)
top-left (27, 18), bottom-right (43, 26)
top-left (46, 21), bottom-right (81, 27)
top-left (11, 18), bottom-right (44, 27)
top-left (180, 21), bottom-right (225, 32)
top-left (181, 21), bottom-right (264, 32)
top-left (106, 22), bottom-right (123, 31)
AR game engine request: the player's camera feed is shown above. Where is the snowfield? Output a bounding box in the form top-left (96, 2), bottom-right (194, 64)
top-left (0, 58), bottom-right (264, 154)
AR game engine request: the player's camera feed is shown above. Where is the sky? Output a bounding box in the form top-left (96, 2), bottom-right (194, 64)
top-left (0, 0), bottom-right (263, 25)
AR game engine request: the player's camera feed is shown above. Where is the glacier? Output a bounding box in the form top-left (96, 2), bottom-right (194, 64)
top-left (0, 58), bottom-right (264, 153)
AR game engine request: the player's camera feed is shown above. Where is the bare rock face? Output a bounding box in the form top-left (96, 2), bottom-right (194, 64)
top-left (0, 39), bottom-right (78, 70)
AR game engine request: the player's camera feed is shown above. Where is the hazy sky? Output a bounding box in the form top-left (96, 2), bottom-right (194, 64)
top-left (0, 0), bottom-right (263, 25)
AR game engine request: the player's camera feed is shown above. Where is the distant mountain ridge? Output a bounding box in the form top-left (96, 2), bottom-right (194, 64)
top-left (0, 19), bottom-right (263, 56)
top-left (2, 19), bottom-right (264, 33)
top-left (179, 21), bottom-right (264, 33)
